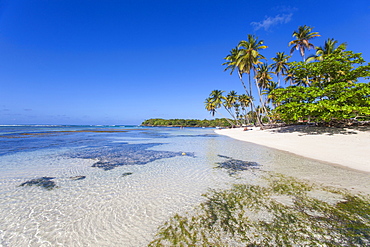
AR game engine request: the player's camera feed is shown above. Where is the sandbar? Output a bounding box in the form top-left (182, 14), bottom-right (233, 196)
top-left (215, 126), bottom-right (370, 173)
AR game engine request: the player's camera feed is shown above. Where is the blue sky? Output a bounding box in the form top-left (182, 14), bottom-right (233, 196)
top-left (1, 0), bottom-right (369, 125)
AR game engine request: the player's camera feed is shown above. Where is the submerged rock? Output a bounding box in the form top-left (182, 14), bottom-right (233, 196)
top-left (69, 175), bottom-right (86, 180)
top-left (122, 172), bottom-right (133, 177)
top-left (19, 177), bottom-right (57, 190)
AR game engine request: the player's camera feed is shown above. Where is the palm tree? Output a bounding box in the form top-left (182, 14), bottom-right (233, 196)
top-left (238, 94), bottom-right (252, 125)
top-left (223, 91), bottom-right (241, 125)
top-left (270, 52), bottom-right (290, 87)
top-left (306, 38), bottom-right (347, 62)
top-left (209, 90), bottom-right (225, 108)
top-left (255, 63), bottom-right (273, 89)
top-left (205, 97), bottom-right (217, 116)
top-left (262, 81), bottom-right (278, 108)
top-left (205, 90), bottom-right (235, 126)
top-left (255, 63), bottom-right (273, 123)
top-left (284, 70), bottom-right (296, 86)
top-left (289, 25), bottom-right (320, 61)
top-left (223, 47), bottom-right (248, 91)
top-left (293, 77), bottom-right (310, 87)
top-left (238, 34), bottom-right (268, 97)
top-left (237, 34), bottom-right (267, 127)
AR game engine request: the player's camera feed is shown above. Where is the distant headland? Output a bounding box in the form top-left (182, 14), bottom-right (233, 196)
top-left (141, 118), bottom-right (232, 127)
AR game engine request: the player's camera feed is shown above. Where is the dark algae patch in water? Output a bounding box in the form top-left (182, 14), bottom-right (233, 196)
top-left (69, 175), bottom-right (86, 180)
top-left (72, 143), bottom-right (192, 171)
top-left (19, 176), bottom-right (87, 190)
top-left (122, 172), bottom-right (133, 177)
top-left (149, 173), bottom-right (370, 246)
top-left (19, 177), bottom-right (57, 190)
top-left (215, 155), bottom-right (260, 175)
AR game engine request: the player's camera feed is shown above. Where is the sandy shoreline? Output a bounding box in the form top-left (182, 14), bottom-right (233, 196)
top-left (215, 126), bottom-right (370, 173)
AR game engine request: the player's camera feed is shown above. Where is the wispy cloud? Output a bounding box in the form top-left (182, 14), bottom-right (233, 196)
top-left (251, 13), bottom-right (293, 31)
top-left (273, 6), bottom-right (298, 13)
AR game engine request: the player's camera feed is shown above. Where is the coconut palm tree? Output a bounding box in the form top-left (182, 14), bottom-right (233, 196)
top-left (237, 35), bottom-right (267, 127)
top-left (255, 63), bottom-right (273, 123)
top-left (238, 34), bottom-right (268, 97)
top-left (255, 63), bottom-right (273, 89)
top-left (223, 47), bottom-right (249, 92)
top-left (205, 97), bottom-right (217, 116)
top-left (209, 90), bottom-right (225, 108)
top-left (293, 77), bottom-right (310, 87)
top-left (306, 38), bottom-right (347, 62)
top-left (205, 90), bottom-right (236, 126)
top-left (284, 70), bottom-right (296, 86)
top-left (289, 25), bottom-right (320, 61)
top-left (238, 94), bottom-right (252, 125)
top-left (262, 81), bottom-right (278, 108)
top-left (270, 52), bottom-right (290, 87)
top-left (223, 91), bottom-right (241, 125)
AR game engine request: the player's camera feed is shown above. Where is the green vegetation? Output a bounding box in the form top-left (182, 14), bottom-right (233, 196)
top-left (141, 118), bottom-right (232, 127)
top-left (273, 51), bottom-right (370, 126)
top-left (206, 25), bottom-right (370, 127)
top-left (149, 173), bottom-right (370, 246)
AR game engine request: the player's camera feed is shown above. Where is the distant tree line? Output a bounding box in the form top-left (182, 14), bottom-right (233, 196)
top-left (141, 118), bottom-right (232, 127)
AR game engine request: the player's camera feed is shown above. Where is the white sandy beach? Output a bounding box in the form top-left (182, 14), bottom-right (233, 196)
top-left (215, 126), bottom-right (370, 173)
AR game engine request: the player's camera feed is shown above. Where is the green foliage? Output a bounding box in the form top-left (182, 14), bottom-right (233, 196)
top-left (273, 82), bottom-right (370, 124)
top-left (220, 26), bottom-right (370, 125)
top-left (141, 118), bottom-right (232, 127)
top-left (272, 51), bottom-right (370, 125)
top-left (288, 51), bottom-right (370, 88)
top-left (149, 173), bottom-right (370, 246)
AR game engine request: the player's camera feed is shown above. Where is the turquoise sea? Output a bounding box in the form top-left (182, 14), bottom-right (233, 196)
top-left (0, 125), bottom-right (369, 246)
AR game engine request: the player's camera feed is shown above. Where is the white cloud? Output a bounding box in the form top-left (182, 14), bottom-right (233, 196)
top-left (251, 13), bottom-right (293, 31)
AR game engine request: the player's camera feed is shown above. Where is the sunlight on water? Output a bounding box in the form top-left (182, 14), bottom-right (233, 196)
top-left (0, 126), bottom-right (369, 246)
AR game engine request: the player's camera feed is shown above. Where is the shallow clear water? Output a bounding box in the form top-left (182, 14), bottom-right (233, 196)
top-left (0, 125), bottom-right (369, 246)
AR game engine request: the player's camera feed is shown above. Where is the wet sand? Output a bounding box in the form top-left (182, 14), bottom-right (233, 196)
top-left (215, 126), bottom-right (370, 173)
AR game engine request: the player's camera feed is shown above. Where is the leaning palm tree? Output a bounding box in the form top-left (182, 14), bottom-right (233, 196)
top-left (209, 90), bottom-right (225, 108)
top-left (223, 47), bottom-right (250, 94)
top-left (223, 91), bottom-right (241, 125)
top-left (289, 25), bottom-right (320, 61)
top-left (205, 90), bottom-right (235, 126)
top-left (270, 52), bottom-right (290, 87)
top-left (204, 97), bottom-right (217, 117)
top-left (306, 38), bottom-right (347, 62)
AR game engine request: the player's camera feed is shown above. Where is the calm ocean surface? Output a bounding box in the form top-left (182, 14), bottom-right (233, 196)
top-left (1, 125), bottom-right (369, 246)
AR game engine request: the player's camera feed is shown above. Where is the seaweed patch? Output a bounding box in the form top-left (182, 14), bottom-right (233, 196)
top-left (71, 143), bottom-right (193, 171)
top-left (122, 172), bottom-right (133, 177)
top-left (215, 155), bottom-right (260, 175)
top-left (19, 177), bottom-right (57, 190)
top-left (150, 173), bottom-right (370, 246)
top-left (70, 176), bottom-right (86, 180)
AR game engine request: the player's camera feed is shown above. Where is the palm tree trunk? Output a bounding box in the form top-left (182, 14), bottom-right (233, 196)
top-left (215, 110), bottom-right (235, 127)
top-left (255, 82), bottom-right (272, 124)
top-left (223, 106), bottom-right (240, 126)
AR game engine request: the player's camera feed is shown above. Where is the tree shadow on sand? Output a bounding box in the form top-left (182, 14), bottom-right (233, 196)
top-left (268, 125), bottom-right (370, 136)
